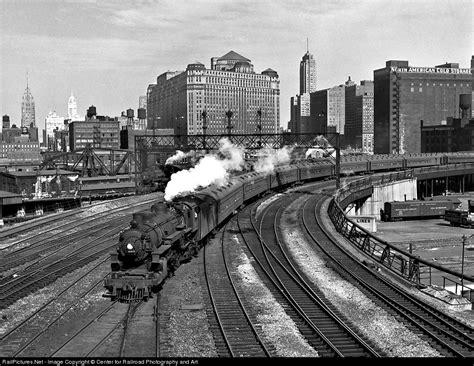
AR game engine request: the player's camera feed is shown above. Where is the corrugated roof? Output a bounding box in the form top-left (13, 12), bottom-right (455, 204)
top-left (219, 51), bottom-right (250, 62)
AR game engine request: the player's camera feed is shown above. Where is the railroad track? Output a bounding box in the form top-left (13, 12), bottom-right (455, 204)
top-left (0, 198), bottom-right (164, 310)
top-left (202, 220), bottom-right (273, 357)
top-left (0, 196), bottom-right (160, 257)
top-left (0, 192), bottom-right (163, 242)
top-left (0, 258), bottom-right (111, 357)
top-left (0, 223), bottom-right (123, 309)
top-left (49, 301), bottom-right (127, 357)
top-left (48, 298), bottom-right (159, 358)
top-left (1, 257), bottom-right (160, 357)
top-left (0, 219), bottom-right (125, 274)
top-left (241, 193), bottom-right (383, 357)
top-left (302, 192), bottom-right (474, 357)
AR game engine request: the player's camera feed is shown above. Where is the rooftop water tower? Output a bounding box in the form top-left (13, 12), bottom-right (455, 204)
top-left (459, 94), bottom-right (471, 119)
top-left (126, 108), bottom-right (134, 127)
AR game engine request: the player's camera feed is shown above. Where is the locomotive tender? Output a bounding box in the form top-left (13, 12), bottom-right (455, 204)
top-left (103, 152), bottom-right (474, 302)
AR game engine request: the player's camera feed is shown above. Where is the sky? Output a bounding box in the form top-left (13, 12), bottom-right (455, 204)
top-left (1, 0), bottom-right (473, 134)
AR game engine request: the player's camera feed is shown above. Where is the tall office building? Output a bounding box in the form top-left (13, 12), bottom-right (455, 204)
top-left (288, 97), bottom-right (298, 133)
top-left (67, 92), bottom-right (82, 120)
top-left (45, 111), bottom-right (65, 149)
top-left (300, 51), bottom-right (317, 94)
top-left (147, 51), bottom-right (280, 135)
top-left (345, 80), bottom-right (374, 153)
top-left (288, 49), bottom-right (317, 133)
top-left (374, 60), bottom-right (472, 154)
top-left (21, 78), bottom-right (35, 128)
top-left (310, 85), bottom-right (345, 135)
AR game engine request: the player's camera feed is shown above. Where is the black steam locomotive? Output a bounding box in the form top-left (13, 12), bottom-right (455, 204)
top-left (103, 152), bottom-right (474, 301)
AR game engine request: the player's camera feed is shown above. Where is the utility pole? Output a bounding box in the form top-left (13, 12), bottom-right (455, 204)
top-left (461, 234), bottom-right (470, 293)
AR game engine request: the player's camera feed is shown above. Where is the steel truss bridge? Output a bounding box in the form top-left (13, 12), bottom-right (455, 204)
top-left (134, 132), bottom-right (341, 187)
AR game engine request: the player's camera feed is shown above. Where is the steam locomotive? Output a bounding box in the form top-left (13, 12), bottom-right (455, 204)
top-left (103, 152), bottom-right (474, 301)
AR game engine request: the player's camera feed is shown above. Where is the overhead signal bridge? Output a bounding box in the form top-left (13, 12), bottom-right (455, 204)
top-left (135, 132), bottom-right (341, 187)
top-left (136, 132), bottom-right (339, 151)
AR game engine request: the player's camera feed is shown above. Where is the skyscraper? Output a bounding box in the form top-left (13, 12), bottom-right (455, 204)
top-left (310, 85), bottom-right (345, 135)
top-left (299, 51), bottom-right (317, 94)
top-left (45, 111), bottom-right (65, 149)
top-left (147, 51), bottom-right (280, 135)
top-left (288, 47), bottom-right (317, 133)
top-left (345, 80), bottom-right (374, 153)
top-left (67, 92), bottom-right (82, 120)
top-left (21, 76), bottom-right (35, 128)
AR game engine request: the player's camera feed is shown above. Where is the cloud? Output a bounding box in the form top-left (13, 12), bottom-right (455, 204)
top-left (3, 33), bottom-right (159, 71)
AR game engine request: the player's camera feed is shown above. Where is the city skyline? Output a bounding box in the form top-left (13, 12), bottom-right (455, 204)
top-left (1, 0), bottom-right (472, 134)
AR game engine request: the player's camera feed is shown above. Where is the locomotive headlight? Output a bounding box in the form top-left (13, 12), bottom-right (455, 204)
top-left (126, 243), bottom-right (134, 251)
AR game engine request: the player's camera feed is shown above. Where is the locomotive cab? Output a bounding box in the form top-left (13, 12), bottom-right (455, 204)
top-left (169, 200), bottom-right (200, 234)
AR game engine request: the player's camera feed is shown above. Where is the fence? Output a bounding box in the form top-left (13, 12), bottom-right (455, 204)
top-left (328, 170), bottom-right (474, 298)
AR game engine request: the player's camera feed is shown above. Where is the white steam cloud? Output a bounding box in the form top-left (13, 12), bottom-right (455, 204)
top-left (306, 135), bottom-right (336, 159)
top-left (164, 138), bottom-right (245, 201)
top-left (253, 146), bottom-right (294, 174)
top-left (165, 150), bottom-right (194, 165)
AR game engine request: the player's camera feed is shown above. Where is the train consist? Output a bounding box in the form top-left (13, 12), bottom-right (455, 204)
top-left (103, 152), bottom-right (474, 302)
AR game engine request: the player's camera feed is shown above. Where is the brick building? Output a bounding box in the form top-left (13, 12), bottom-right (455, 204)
top-left (374, 60), bottom-right (472, 154)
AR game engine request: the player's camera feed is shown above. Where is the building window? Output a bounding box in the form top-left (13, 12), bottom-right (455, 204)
top-left (419, 87), bottom-right (423, 92)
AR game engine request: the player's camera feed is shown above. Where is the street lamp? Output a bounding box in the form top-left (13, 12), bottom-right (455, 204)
top-left (460, 234), bottom-right (473, 293)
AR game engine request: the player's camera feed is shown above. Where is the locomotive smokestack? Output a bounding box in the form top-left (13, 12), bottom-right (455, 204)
top-left (151, 200), bottom-right (168, 215)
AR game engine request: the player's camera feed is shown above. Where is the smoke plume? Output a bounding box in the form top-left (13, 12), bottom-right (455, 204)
top-left (165, 150), bottom-right (194, 165)
top-left (253, 146), bottom-right (294, 174)
top-left (164, 138), bottom-right (245, 201)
